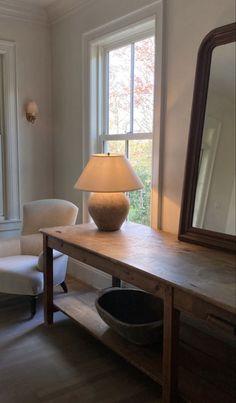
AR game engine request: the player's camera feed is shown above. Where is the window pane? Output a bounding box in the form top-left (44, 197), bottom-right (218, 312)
top-left (128, 139), bottom-right (152, 225)
top-left (104, 140), bottom-right (126, 155)
top-left (133, 37), bottom-right (155, 133)
top-left (108, 45), bottom-right (131, 134)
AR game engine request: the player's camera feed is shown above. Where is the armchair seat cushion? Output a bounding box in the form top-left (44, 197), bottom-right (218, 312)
top-left (0, 256), bottom-right (43, 296)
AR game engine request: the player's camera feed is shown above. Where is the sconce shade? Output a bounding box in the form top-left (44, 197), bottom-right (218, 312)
top-left (74, 154), bottom-right (143, 231)
top-left (26, 101), bottom-right (39, 123)
top-left (26, 101), bottom-right (38, 114)
top-left (74, 154), bottom-right (143, 193)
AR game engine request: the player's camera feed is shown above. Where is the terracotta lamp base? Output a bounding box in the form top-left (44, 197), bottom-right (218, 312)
top-left (88, 192), bottom-right (130, 231)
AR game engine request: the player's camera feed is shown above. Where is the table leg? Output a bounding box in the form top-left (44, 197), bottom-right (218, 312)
top-left (162, 287), bottom-right (180, 402)
top-left (112, 276), bottom-right (121, 287)
top-left (43, 235), bottom-right (54, 325)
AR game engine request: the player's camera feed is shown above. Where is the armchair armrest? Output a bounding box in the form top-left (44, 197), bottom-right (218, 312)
top-left (37, 250), bottom-right (63, 272)
top-left (0, 237), bottom-right (21, 257)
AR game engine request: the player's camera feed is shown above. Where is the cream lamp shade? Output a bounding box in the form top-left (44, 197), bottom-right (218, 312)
top-left (74, 154), bottom-right (143, 231)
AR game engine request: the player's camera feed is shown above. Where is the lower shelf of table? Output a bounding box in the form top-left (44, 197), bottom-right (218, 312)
top-left (54, 281), bottom-right (163, 384)
top-left (53, 279), bottom-right (236, 403)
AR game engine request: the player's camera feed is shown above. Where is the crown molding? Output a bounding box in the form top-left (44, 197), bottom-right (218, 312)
top-left (0, 0), bottom-right (95, 26)
top-left (47, 0), bottom-right (95, 24)
top-left (0, 0), bottom-right (48, 25)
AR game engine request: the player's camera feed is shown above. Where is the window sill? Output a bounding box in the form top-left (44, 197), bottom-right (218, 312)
top-left (0, 219), bottom-right (22, 237)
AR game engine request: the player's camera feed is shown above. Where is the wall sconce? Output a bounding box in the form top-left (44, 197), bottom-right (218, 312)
top-left (26, 101), bottom-right (39, 123)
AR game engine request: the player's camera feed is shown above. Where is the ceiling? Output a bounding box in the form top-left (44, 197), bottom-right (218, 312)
top-left (17, 0), bottom-right (57, 7)
top-left (0, 0), bottom-right (92, 24)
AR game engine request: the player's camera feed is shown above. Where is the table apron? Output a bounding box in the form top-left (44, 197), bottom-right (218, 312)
top-left (174, 289), bottom-right (236, 335)
top-left (47, 236), bottom-right (166, 299)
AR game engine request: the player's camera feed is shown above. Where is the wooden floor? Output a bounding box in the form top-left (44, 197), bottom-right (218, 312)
top-left (0, 290), bottom-right (162, 403)
top-left (53, 279), bottom-right (236, 403)
top-left (1, 281), bottom-right (235, 403)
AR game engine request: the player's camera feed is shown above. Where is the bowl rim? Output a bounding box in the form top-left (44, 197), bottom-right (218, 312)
top-left (95, 287), bottom-right (163, 328)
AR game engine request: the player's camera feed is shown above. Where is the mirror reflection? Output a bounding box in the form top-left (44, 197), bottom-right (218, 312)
top-left (193, 42), bottom-right (235, 235)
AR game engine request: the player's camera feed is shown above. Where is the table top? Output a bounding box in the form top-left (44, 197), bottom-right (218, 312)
top-left (41, 222), bottom-right (236, 314)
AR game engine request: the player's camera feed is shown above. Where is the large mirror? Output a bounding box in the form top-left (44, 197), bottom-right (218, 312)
top-left (179, 23), bottom-right (236, 252)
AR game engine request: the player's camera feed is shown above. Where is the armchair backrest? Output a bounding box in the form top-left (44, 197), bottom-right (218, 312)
top-left (22, 199), bottom-right (79, 235)
top-left (20, 199), bottom-right (78, 256)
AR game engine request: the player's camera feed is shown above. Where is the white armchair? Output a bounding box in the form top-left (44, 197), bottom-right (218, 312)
top-left (0, 199), bottom-right (78, 316)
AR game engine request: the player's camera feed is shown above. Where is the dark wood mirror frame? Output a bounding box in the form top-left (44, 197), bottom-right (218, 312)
top-left (179, 22), bottom-right (236, 252)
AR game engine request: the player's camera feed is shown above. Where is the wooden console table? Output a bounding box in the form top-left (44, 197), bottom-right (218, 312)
top-left (41, 222), bottom-right (236, 403)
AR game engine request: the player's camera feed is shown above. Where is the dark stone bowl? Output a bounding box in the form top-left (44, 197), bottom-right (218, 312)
top-left (95, 288), bottom-right (163, 345)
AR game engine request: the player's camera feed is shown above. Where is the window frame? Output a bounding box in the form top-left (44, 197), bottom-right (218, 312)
top-left (82, 1), bottom-right (164, 229)
top-left (0, 40), bottom-right (20, 234)
top-left (0, 55), bottom-right (4, 219)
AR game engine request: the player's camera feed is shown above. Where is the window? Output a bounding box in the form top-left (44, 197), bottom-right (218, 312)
top-left (100, 36), bottom-right (155, 226)
top-left (83, 3), bottom-right (163, 228)
top-left (0, 40), bottom-right (20, 234)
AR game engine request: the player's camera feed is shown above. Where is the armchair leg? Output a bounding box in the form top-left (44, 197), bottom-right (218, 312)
top-left (30, 295), bottom-right (38, 317)
top-left (60, 281), bottom-right (68, 293)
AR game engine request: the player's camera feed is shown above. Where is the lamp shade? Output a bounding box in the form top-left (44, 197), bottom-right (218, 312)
top-left (74, 154), bottom-right (143, 193)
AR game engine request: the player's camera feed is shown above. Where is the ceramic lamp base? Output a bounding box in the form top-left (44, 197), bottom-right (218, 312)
top-left (88, 192), bottom-right (130, 231)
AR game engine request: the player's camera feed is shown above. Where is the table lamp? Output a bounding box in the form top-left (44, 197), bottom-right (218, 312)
top-left (74, 154), bottom-right (143, 231)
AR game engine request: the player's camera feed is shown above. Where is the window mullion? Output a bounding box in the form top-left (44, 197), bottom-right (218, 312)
top-left (103, 50), bottom-right (109, 136)
top-left (97, 46), bottom-right (103, 147)
top-left (129, 43), bottom-right (135, 134)
top-left (100, 133), bottom-right (152, 141)
top-left (125, 139), bottom-right (129, 158)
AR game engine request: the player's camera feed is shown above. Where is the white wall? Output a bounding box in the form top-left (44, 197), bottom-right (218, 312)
top-left (0, 16), bottom-right (53, 227)
top-left (51, 0), bottom-right (235, 233)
